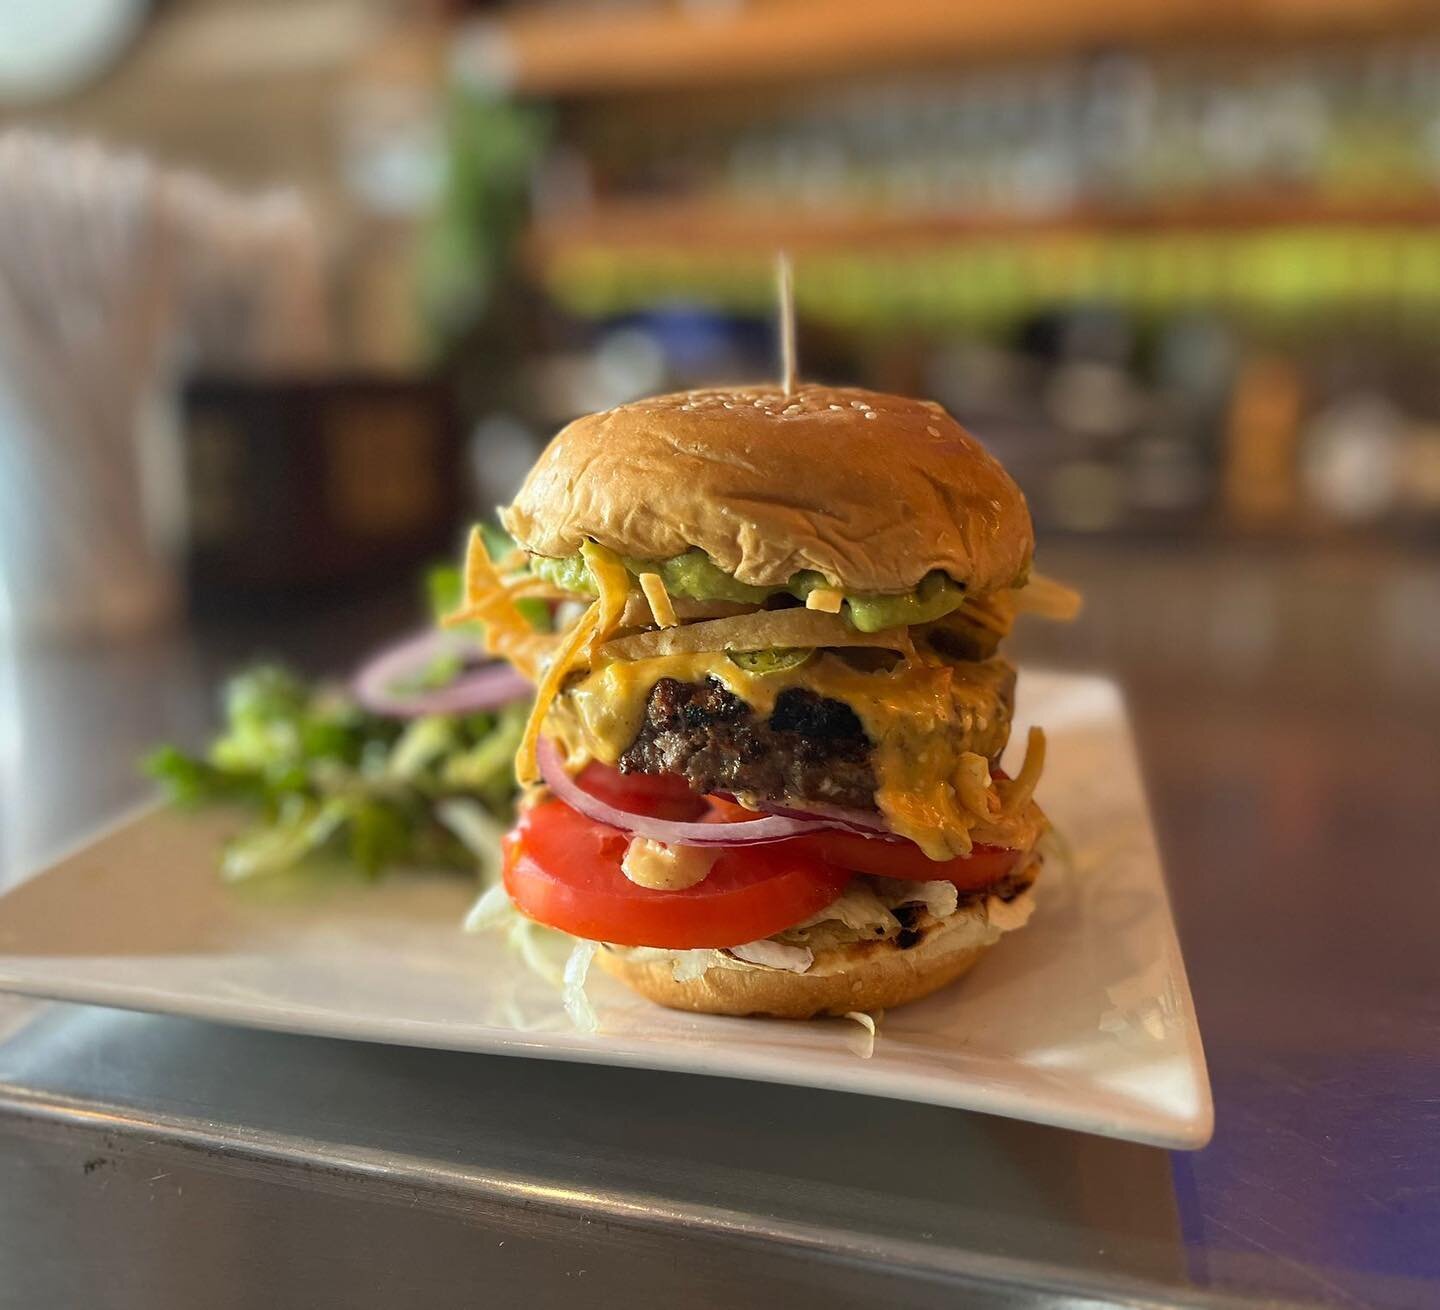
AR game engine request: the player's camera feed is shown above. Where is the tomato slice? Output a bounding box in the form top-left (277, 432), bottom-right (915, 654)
top-left (699, 797), bottom-right (1022, 890)
top-left (790, 831), bottom-right (1022, 890)
top-left (702, 795), bottom-right (762, 824)
top-left (575, 761), bottom-right (707, 821)
top-left (691, 795), bottom-right (1022, 890)
top-left (504, 799), bottom-right (851, 948)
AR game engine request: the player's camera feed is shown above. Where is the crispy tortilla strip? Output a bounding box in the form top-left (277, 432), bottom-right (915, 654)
top-left (616, 594), bottom-right (752, 627)
top-left (516, 601), bottom-right (601, 786)
top-left (601, 608), bottom-right (913, 662)
top-left (579, 541), bottom-right (633, 657)
top-left (639, 572), bottom-right (678, 628)
top-left (447, 529), bottom-right (553, 680)
top-left (1014, 574), bottom-right (1082, 622)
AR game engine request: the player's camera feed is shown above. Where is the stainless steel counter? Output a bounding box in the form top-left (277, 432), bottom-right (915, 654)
top-left (2, 539), bottom-right (1436, 1308)
top-left (2, 1007), bottom-right (1202, 1309)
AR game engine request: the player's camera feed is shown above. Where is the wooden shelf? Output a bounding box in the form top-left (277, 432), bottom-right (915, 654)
top-left (528, 194), bottom-right (1440, 261)
top-left (467, 0), bottom-right (1435, 98)
top-left (526, 195), bottom-right (1440, 325)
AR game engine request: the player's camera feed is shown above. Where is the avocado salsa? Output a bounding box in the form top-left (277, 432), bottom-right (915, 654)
top-left (530, 548), bottom-right (969, 633)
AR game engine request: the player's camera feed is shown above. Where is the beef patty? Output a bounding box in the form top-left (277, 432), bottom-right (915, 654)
top-left (619, 677), bottom-right (876, 811)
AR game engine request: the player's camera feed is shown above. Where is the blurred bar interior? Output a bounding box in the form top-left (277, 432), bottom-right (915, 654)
top-left (2, 8), bottom-right (1439, 1304)
top-left (3, 0), bottom-right (1440, 630)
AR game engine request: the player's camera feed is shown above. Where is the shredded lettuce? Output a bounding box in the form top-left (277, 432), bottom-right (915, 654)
top-left (562, 940), bottom-right (601, 1033)
top-left (512, 920), bottom-right (567, 986)
top-left (877, 878), bottom-right (960, 920)
top-left (729, 940), bottom-right (814, 972)
top-left (782, 877), bottom-right (965, 949)
top-left (790, 880), bottom-right (897, 937)
top-left (462, 880), bottom-right (573, 989)
top-left (461, 881), bottom-right (514, 933)
top-left (843, 1010), bottom-right (880, 1059)
top-left (670, 950), bottom-right (716, 983)
top-left (437, 798), bottom-right (508, 886)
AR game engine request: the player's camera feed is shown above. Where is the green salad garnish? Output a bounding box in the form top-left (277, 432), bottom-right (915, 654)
top-left (146, 664), bottom-right (527, 881)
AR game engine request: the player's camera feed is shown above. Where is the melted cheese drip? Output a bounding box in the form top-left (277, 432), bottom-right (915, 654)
top-left (456, 526), bottom-right (1049, 859)
top-left (547, 650), bottom-right (1033, 859)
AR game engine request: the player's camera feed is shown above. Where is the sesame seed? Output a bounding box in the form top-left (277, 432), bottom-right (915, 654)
top-left (864, 411), bottom-right (877, 419)
top-left (851, 400), bottom-right (867, 409)
top-left (926, 425), bottom-right (940, 436)
top-left (829, 404), bottom-right (843, 411)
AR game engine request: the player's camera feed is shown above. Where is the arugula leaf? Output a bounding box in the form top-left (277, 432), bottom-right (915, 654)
top-left (428, 547), bottom-right (551, 636)
top-left (148, 661), bottom-right (527, 881)
top-left (425, 563), bottom-right (465, 624)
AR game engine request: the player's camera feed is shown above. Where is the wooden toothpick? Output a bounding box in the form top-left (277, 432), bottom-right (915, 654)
top-left (777, 251), bottom-right (797, 396)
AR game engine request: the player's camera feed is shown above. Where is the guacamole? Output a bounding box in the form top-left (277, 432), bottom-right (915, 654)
top-left (530, 549), bottom-right (968, 633)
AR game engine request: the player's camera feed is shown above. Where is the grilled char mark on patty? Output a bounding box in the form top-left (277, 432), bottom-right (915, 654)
top-left (616, 661), bottom-right (1017, 814)
top-left (619, 677), bottom-right (877, 812)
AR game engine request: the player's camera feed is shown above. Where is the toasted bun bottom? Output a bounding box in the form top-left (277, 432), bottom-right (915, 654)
top-left (597, 915), bottom-right (999, 1019)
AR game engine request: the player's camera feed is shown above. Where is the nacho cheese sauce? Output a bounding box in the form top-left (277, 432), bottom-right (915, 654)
top-left (548, 651), bottom-right (1031, 860)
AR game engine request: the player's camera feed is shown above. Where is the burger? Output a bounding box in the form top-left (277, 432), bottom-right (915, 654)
top-left (453, 383), bottom-right (1077, 1019)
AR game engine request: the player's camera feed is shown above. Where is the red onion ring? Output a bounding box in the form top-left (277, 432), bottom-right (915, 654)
top-left (716, 794), bottom-right (901, 840)
top-left (353, 630), bottom-right (531, 717)
top-left (538, 738), bottom-right (895, 848)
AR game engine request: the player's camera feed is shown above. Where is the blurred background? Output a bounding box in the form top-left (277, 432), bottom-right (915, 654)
top-left (4, 0), bottom-right (1440, 614)
top-left (1, 6), bottom-right (1437, 843)
top-left (0, 0), bottom-right (1437, 957)
top-left (1, 4), bottom-right (1438, 1304)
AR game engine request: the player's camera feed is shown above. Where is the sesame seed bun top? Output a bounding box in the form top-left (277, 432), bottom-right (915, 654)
top-left (500, 383), bottom-right (1033, 595)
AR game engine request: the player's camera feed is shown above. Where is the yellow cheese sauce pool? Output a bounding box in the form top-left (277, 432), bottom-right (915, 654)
top-left (548, 651), bottom-right (1020, 859)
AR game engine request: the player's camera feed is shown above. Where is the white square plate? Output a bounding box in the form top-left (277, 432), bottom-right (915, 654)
top-left (0, 671), bottom-right (1211, 1148)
